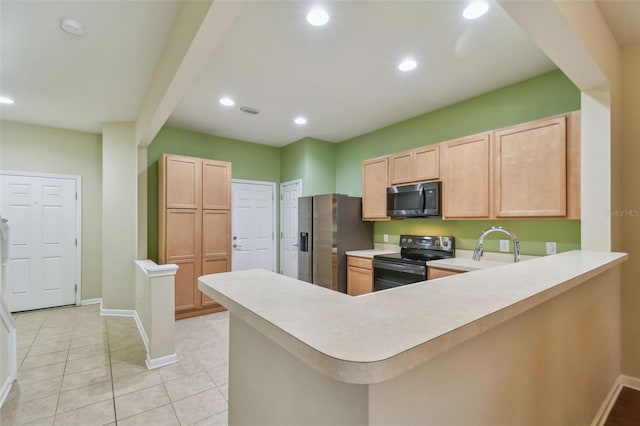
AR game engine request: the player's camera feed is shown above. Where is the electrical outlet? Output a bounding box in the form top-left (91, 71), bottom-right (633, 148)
top-left (383, 234), bottom-right (389, 243)
top-left (546, 242), bottom-right (557, 255)
top-left (499, 239), bottom-right (510, 252)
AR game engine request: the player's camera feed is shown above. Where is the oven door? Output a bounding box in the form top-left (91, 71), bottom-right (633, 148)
top-left (373, 259), bottom-right (427, 291)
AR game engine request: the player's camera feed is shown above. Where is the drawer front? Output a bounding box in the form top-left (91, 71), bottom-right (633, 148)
top-left (347, 256), bottom-right (373, 270)
top-left (428, 267), bottom-right (462, 280)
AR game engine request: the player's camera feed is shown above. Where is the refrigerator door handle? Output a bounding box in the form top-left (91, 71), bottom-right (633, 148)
top-left (299, 232), bottom-right (309, 252)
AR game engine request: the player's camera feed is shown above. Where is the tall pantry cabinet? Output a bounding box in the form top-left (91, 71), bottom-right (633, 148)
top-left (159, 154), bottom-right (231, 319)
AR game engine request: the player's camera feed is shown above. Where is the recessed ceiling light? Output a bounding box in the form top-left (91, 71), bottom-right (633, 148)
top-left (463, 2), bottom-right (489, 19)
top-left (306, 8), bottom-right (329, 26)
top-left (398, 59), bottom-right (418, 72)
top-left (219, 97), bottom-right (235, 107)
top-left (0, 96), bottom-right (15, 105)
top-left (294, 116), bottom-right (307, 125)
top-left (60, 18), bottom-right (84, 36)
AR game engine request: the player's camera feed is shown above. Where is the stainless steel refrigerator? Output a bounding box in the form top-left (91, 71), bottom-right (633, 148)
top-left (298, 194), bottom-right (373, 293)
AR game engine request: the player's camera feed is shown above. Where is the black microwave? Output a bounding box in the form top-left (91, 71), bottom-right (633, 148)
top-left (386, 181), bottom-right (441, 218)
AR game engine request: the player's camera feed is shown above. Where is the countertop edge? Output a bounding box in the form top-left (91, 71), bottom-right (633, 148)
top-left (426, 258), bottom-right (509, 272)
top-left (198, 251), bottom-right (627, 384)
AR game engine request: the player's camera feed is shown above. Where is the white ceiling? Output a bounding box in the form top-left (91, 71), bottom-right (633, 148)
top-left (167, 1), bottom-right (556, 146)
top-left (0, 0), bottom-right (180, 133)
top-left (0, 1), bottom-right (638, 148)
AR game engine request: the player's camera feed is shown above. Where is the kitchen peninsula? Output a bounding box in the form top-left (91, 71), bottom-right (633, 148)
top-left (199, 250), bottom-right (626, 425)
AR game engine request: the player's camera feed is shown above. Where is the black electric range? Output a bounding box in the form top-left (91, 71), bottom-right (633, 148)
top-left (372, 235), bottom-right (455, 291)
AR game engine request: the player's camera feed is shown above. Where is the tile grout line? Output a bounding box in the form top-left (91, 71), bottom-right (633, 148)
top-left (160, 376), bottom-right (181, 425)
top-left (106, 317), bottom-right (119, 426)
top-left (51, 314), bottom-right (72, 425)
top-left (16, 314), bottom-right (45, 371)
top-left (9, 307), bottom-right (229, 425)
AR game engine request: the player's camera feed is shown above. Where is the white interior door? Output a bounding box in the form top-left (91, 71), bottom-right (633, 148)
top-left (232, 180), bottom-right (275, 272)
top-left (1, 172), bottom-right (79, 312)
top-left (280, 180), bottom-right (301, 278)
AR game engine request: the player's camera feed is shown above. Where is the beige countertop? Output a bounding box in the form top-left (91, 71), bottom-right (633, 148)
top-left (345, 249), bottom-right (399, 258)
top-left (198, 250), bottom-right (626, 385)
top-left (427, 257), bottom-right (510, 272)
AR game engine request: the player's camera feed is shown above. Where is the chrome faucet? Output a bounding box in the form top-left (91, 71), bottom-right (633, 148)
top-left (473, 226), bottom-right (520, 263)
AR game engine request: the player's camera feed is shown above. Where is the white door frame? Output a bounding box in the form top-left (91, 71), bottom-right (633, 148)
top-left (231, 179), bottom-right (277, 272)
top-left (0, 170), bottom-right (82, 307)
top-left (279, 179), bottom-right (302, 276)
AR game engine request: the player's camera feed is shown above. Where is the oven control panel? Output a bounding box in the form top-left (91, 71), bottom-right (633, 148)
top-left (399, 235), bottom-right (454, 252)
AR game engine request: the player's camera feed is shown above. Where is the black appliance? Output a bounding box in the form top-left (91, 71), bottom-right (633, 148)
top-left (373, 235), bottom-right (454, 292)
top-left (386, 181), bottom-right (441, 218)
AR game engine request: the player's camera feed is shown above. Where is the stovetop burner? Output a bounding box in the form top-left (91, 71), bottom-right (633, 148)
top-left (374, 235), bottom-right (455, 265)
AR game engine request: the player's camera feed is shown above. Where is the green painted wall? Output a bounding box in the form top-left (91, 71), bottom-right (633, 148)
top-left (147, 126), bottom-right (281, 262)
top-left (280, 137), bottom-right (336, 195)
top-left (334, 69), bottom-right (581, 255)
top-left (148, 70), bottom-right (582, 260)
top-left (373, 219), bottom-right (580, 256)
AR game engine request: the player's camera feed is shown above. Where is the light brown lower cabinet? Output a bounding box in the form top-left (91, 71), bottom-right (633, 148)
top-left (347, 256), bottom-right (373, 296)
top-left (428, 267), bottom-right (464, 280)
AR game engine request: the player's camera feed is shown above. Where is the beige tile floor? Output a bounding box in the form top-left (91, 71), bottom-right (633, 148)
top-left (0, 304), bottom-right (230, 425)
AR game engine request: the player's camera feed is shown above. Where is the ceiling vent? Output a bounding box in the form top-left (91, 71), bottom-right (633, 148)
top-left (239, 106), bottom-right (261, 115)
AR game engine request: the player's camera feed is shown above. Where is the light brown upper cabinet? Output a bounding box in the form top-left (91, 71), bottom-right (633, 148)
top-left (159, 153), bottom-right (231, 319)
top-left (165, 155), bottom-right (199, 209)
top-left (566, 110), bottom-right (581, 219)
top-left (389, 145), bottom-right (440, 185)
top-left (202, 160), bottom-right (231, 210)
top-left (493, 116), bottom-right (567, 217)
top-left (362, 156), bottom-right (390, 220)
top-left (361, 111), bottom-right (580, 221)
top-left (441, 133), bottom-right (492, 218)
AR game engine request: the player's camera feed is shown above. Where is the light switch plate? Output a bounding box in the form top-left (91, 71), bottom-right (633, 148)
top-left (546, 242), bottom-right (557, 255)
top-left (499, 240), bottom-right (510, 252)
top-left (383, 234), bottom-right (389, 243)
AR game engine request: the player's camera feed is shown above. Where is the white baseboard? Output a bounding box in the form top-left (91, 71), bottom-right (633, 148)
top-left (591, 374), bottom-right (640, 426)
top-left (100, 308), bottom-right (136, 317)
top-left (101, 307), bottom-right (176, 371)
top-left (0, 375), bottom-right (14, 410)
top-left (81, 298), bottom-right (102, 306)
top-left (619, 374), bottom-right (640, 390)
top-left (146, 353), bottom-right (178, 370)
top-left (133, 312), bottom-right (150, 354)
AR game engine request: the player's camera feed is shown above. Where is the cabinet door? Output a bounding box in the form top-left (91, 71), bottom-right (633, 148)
top-left (428, 267), bottom-right (461, 280)
top-left (174, 260), bottom-right (199, 312)
top-left (362, 157), bottom-right (389, 220)
top-left (414, 145), bottom-right (439, 181)
top-left (441, 133), bottom-right (491, 218)
top-left (347, 267), bottom-right (373, 296)
top-left (202, 210), bottom-right (231, 258)
top-left (164, 155), bottom-right (200, 209)
top-left (389, 151), bottom-right (414, 185)
top-left (202, 160), bottom-right (231, 210)
top-left (201, 210), bottom-right (231, 307)
top-left (347, 257), bottom-right (373, 296)
top-left (165, 209), bottom-right (200, 260)
top-left (165, 209), bottom-right (201, 312)
top-left (566, 111), bottom-right (581, 219)
top-left (201, 257), bottom-right (229, 307)
top-left (494, 116), bottom-right (566, 217)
